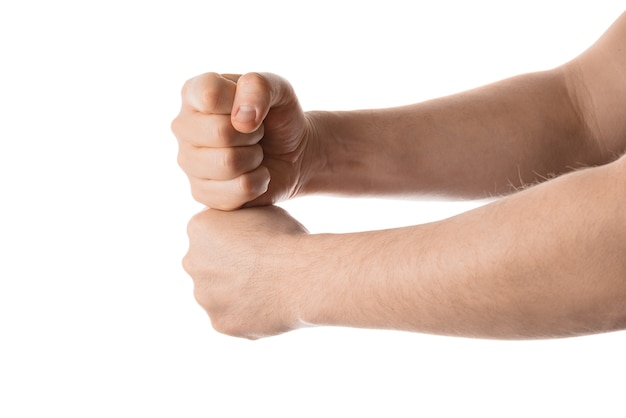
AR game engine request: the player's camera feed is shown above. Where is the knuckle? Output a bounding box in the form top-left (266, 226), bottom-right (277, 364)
top-left (251, 144), bottom-right (264, 165)
top-left (200, 91), bottom-right (220, 113)
top-left (181, 77), bottom-right (192, 98)
top-left (221, 148), bottom-right (245, 172)
top-left (193, 72), bottom-right (223, 112)
top-left (176, 150), bottom-right (187, 171)
top-left (214, 121), bottom-right (228, 144)
top-left (240, 71), bottom-right (264, 85)
top-left (190, 186), bottom-right (208, 205)
top-left (237, 173), bottom-right (259, 198)
top-left (211, 315), bottom-right (245, 338)
top-left (182, 252), bottom-right (195, 276)
top-left (184, 211), bottom-right (199, 234)
top-left (170, 116), bottom-right (181, 136)
top-left (210, 316), bottom-right (228, 335)
top-left (188, 180), bottom-right (210, 205)
top-left (192, 284), bottom-right (208, 308)
top-left (185, 213), bottom-right (200, 238)
top-left (185, 214), bottom-right (196, 234)
top-left (239, 72), bottom-right (269, 93)
top-left (236, 168), bottom-right (269, 200)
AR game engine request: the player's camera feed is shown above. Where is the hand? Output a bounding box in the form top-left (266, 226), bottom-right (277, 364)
top-left (171, 72), bottom-right (315, 210)
top-left (183, 205), bottom-right (309, 339)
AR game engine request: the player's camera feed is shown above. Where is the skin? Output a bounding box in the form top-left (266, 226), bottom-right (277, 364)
top-left (173, 13), bottom-right (626, 339)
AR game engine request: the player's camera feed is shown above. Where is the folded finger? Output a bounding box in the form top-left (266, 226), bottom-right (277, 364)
top-left (187, 166), bottom-right (271, 210)
top-left (178, 144), bottom-right (264, 181)
top-left (172, 112), bottom-right (264, 148)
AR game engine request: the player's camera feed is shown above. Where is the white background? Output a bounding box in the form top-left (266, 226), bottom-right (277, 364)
top-left (1, 1), bottom-right (625, 417)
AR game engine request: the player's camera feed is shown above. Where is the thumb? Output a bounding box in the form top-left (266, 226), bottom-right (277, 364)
top-left (231, 72), bottom-right (298, 133)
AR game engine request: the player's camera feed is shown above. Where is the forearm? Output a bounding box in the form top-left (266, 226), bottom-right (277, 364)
top-left (293, 157), bottom-right (626, 339)
top-left (303, 67), bottom-right (606, 199)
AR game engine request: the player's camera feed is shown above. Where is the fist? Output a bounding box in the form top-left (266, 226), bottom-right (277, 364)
top-left (183, 205), bottom-right (310, 339)
top-left (171, 72), bottom-right (313, 210)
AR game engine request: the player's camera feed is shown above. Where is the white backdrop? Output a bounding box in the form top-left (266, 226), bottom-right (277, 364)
top-left (1, 1), bottom-right (625, 417)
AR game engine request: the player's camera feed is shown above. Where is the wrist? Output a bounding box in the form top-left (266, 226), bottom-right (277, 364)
top-left (297, 111), bottom-right (333, 197)
top-left (299, 109), bottom-right (382, 197)
top-left (284, 232), bottom-right (340, 327)
top-left (299, 107), bottom-right (426, 198)
top-left (287, 231), bottom-right (391, 329)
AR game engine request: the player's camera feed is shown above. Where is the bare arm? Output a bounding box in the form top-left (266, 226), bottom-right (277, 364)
top-left (297, 157), bottom-right (626, 338)
top-left (180, 12), bottom-right (626, 339)
top-left (567, 11), bottom-right (626, 160)
top-left (173, 13), bottom-right (626, 208)
top-left (185, 155), bottom-right (626, 339)
top-left (304, 69), bottom-right (596, 199)
top-left (304, 13), bottom-right (626, 200)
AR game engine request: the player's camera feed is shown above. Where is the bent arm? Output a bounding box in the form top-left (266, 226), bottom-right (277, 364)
top-left (293, 157), bottom-right (626, 339)
top-left (302, 13), bottom-right (626, 200)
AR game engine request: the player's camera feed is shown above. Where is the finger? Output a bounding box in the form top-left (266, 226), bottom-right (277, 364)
top-left (172, 112), bottom-right (264, 147)
top-left (188, 166), bottom-right (271, 210)
top-left (178, 144), bottom-right (264, 181)
top-left (182, 72), bottom-right (238, 114)
top-left (231, 72), bottom-right (297, 133)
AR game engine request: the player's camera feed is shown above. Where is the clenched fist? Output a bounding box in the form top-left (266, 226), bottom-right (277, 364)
top-left (183, 205), bottom-right (310, 339)
top-left (171, 72), bottom-right (316, 210)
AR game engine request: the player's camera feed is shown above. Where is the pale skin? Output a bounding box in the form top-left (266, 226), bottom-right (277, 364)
top-left (173, 13), bottom-right (626, 339)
